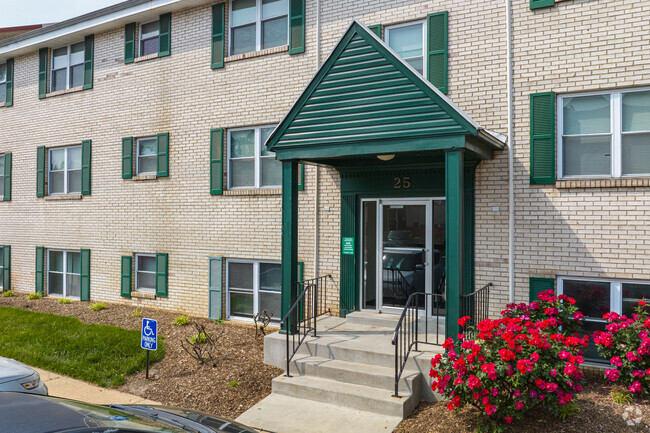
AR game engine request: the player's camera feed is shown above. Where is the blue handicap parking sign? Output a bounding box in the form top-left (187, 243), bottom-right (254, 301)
top-left (141, 318), bottom-right (158, 351)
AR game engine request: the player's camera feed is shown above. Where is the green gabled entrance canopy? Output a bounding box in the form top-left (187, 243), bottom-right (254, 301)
top-left (266, 20), bottom-right (505, 161)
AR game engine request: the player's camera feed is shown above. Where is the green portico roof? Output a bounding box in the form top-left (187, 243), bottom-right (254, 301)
top-left (266, 20), bottom-right (506, 162)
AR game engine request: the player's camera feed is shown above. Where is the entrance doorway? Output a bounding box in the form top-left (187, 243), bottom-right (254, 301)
top-left (361, 198), bottom-right (446, 314)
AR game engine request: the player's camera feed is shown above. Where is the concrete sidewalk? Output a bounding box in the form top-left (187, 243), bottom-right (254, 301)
top-left (34, 367), bottom-right (160, 405)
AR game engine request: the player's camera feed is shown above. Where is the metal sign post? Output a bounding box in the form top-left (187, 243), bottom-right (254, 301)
top-left (140, 318), bottom-right (158, 379)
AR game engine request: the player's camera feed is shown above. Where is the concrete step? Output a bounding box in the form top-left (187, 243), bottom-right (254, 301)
top-left (346, 311), bottom-right (446, 336)
top-left (236, 393), bottom-right (403, 433)
top-left (272, 374), bottom-right (419, 418)
top-left (289, 354), bottom-right (420, 394)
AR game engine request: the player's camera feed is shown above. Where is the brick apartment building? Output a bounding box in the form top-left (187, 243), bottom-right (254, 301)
top-left (0, 0), bottom-right (648, 347)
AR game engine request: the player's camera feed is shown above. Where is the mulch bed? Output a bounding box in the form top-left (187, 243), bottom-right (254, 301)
top-left (395, 371), bottom-right (650, 432)
top-left (0, 295), bottom-right (282, 420)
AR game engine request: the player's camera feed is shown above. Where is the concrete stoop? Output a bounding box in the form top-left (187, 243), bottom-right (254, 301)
top-left (236, 313), bottom-right (444, 433)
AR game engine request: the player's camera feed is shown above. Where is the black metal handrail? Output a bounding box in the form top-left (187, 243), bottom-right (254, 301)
top-left (460, 283), bottom-right (492, 339)
top-left (382, 268), bottom-right (414, 307)
top-left (391, 283), bottom-right (492, 398)
top-left (280, 275), bottom-right (332, 377)
top-left (391, 291), bottom-right (446, 398)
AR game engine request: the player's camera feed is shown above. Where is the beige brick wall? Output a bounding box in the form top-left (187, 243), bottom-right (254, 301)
top-left (7, 0), bottom-right (644, 324)
top-left (511, 0), bottom-right (650, 307)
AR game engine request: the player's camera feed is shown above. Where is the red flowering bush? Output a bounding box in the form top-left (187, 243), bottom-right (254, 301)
top-left (430, 290), bottom-right (588, 430)
top-left (593, 301), bottom-right (650, 394)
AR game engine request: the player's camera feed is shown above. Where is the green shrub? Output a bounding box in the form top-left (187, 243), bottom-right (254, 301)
top-left (131, 309), bottom-right (142, 317)
top-left (610, 389), bottom-right (633, 405)
top-left (228, 380), bottom-right (240, 387)
top-left (27, 293), bottom-right (42, 300)
top-left (173, 315), bottom-right (189, 326)
top-left (2, 290), bottom-right (16, 297)
top-left (214, 318), bottom-right (224, 325)
top-left (58, 298), bottom-right (72, 304)
top-left (188, 332), bottom-right (207, 345)
top-left (90, 302), bottom-right (107, 311)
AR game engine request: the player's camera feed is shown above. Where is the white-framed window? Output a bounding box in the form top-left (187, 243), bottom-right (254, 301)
top-left (558, 88), bottom-right (650, 179)
top-left (226, 259), bottom-right (281, 321)
top-left (49, 146), bottom-right (81, 195)
top-left (51, 42), bottom-right (85, 92)
top-left (229, 0), bottom-right (288, 56)
top-left (136, 254), bottom-right (156, 291)
top-left (48, 250), bottom-right (81, 298)
top-left (140, 20), bottom-right (160, 57)
top-left (136, 137), bottom-right (157, 175)
top-left (385, 20), bottom-right (426, 76)
top-left (0, 62), bottom-right (6, 102)
top-left (558, 276), bottom-right (650, 360)
top-left (0, 154), bottom-right (4, 198)
top-left (228, 126), bottom-right (281, 188)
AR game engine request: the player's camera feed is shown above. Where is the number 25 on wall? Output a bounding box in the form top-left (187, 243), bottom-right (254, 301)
top-left (393, 176), bottom-right (411, 189)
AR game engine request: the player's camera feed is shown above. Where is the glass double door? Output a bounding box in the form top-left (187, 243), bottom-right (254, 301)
top-left (361, 198), bottom-right (446, 313)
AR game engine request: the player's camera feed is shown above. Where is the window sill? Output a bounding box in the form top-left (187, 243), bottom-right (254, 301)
top-left (46, 86), bottom-right (84, 98)
top-left (134, 53), bottom-right (159, 63)
top-left (556, 178), bottom-right (650, 189)
top-left (225, 45), bottom-right (289, 64)
top-left (224, 188), bottom-right (282, 196)
top-left (131, 291), bottom-right (156, 300)
top-left (0, 102), bottom-right (5, 108)
top-left (133, 174), bottom-right (158, 181)
top-left (44, 194), bottom-right (83, 201)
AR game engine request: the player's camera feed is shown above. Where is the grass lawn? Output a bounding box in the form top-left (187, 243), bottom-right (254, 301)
top-left (0, 306), bottom-right (165, 387)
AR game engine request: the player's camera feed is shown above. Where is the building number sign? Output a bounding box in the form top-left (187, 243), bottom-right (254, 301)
top-left (393, 176), bottom-right (412, 189)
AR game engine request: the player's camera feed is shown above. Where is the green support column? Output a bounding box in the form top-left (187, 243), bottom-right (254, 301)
top-left (281, 160), bottom-right (299, 333)
top-left (445, 149), bottom-right (464, 340)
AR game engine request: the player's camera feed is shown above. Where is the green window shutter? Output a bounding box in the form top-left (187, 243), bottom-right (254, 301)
top-left (35, 247), bottom-right (44, 294)
top-left (36, 146), bottom-right (45, 197)
top-left (289, 0), bottom-right (305, 55)
top-left (124, 23), bottom-right (136, 63)
top-left (208, 257), bottom-right (223, 320)
top-left (3, 152), bottom-right (11, 201)
top-left (530, 92), bottom-right (556, 184)
top-left (297, 261), bottom-right (304, 282)
top-left (209, 128), bottom-right (223, 195)
top-left (2, 246), bottom-right (10, 292)
top-left (297, 163), bottom-right (304, 191)
top-left (5, 58), bottom-right (13, 106)
top-left (211, 3), bottom-right (225, 69)
top-left (38, 48), bottom-right (48, 99)
top-left (531, 0), bottom-right (555, 9)
top-left (81, 140), bottom-right (91, 195)
top-left (121, 256), bottom-right (132, 298)
top-left (427, 11), bottom-right (448, 94)
top-left (156, 132), bottom-right (169, 177)
top-left (83, 34), bottom-right (94, 90)
top-left (80, 249), bottom-right (90, 301)
top-left (367, 24), bottom-right (381, 38)
top-left (122, 137), bottom-right (133, 179)
top-left (155, 253), bottom-right (168, 297)
top-left (530, 277), bottom-right (554, 302)
top-left (159, 13), bottom-right (171, 57)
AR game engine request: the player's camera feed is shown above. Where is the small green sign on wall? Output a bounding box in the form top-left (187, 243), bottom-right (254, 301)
top-left (342, 237), bottom-right (355, 255)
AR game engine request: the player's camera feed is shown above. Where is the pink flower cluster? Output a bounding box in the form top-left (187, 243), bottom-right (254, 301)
top-left (594, 301), bottom-right (650, 394)
top-left (430, 290), bottom-right (587, 427)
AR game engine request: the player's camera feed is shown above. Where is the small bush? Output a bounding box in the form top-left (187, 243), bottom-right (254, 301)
top-left (90, 302), bottom-right (107, 311)
top-left (594, 300), bottom-right (650, 394)
top-left (131, 309), bottom-right (142, 317)
top-left (214, 318), bottom-right (224, 325)
top-left (228, 380), bottom-right (240, 387)
top-left (173, 315), bottom-right (189, 326)
top-left (58, 298), bottom-right (72, 304)
top-left (27, 293), bottom-right (42, 300)
top-left (430, 290), bottom-right (588, 430)
top-left (2, 290), bottom-right (16, 297)
top-left (610, 389), bottom-right (633, 405)
top-left (188, 332), bottom-right (207, 345)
